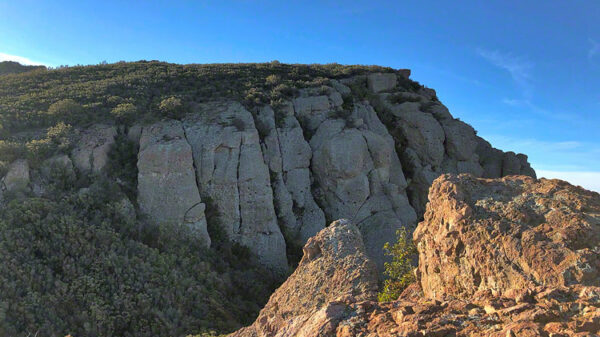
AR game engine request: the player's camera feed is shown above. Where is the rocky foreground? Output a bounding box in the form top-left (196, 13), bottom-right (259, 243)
top-left (232, 174), bottom-right (600, 336)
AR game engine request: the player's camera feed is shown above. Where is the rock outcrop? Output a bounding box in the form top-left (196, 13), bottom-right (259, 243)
top-left (11, 70), bottom-right (535, 273)
top-left (137, 120), bottom-right (211, 246)
top-left (231, 219), bottom-right (379, 337)
top-left (71, 124), bottom-right (117, 173)
top-left (1, 159), bottom-right (30, 192)
top-left (415, 174), bottom-right (600, 300)
top-left (182, 102), bottom-right (288, 272)
top-left (233, 176), bottom-right (600, 336)
top-left (126, 71), bottom-right (536, 272)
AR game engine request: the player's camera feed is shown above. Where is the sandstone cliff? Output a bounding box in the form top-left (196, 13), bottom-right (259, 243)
top-left (233, 175), bottom-right (600, 336)
top-left (0, 69), bottom-right (536, 273)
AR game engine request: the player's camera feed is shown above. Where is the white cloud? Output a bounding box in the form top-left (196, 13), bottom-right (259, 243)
top-left (0, 52), bottom-right (46, 66)
top-left (477, 48), bottom-right (534, 97)
top-left (537, 170), bottom-right (600, 193)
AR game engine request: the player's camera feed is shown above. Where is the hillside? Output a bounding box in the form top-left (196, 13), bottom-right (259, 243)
top-left (0, 61), bottom-right (536, 336)
top-left (0, 61), bottom-right (46, 76)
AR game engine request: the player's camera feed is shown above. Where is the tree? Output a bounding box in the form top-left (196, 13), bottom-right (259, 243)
top-left (378, 228), bottom-right (417, 302)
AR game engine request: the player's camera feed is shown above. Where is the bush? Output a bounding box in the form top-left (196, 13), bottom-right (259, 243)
top-left (378, 228), bottom-right (417, 302)
top-left (159, 97), bottom-right (185, 119)
top-left (25, 122), bottom-right (72, 166)
top-left (0, 140), bottom-right (26, 163)
top-left (47, 99), bottom-right (83, 120)
top-left (111, 103), bottom-right (138, 124)
top-left (265, 74), bottom-right (281, 86)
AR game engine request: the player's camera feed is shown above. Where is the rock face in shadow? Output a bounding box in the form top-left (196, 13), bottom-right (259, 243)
top-left (232, 176), bottom-right (600, 336)
top-left (230, 219), bottom-right (379, 337)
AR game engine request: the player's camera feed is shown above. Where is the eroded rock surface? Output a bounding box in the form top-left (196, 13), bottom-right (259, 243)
top-left (137, 120), bottom-right (210, 246)
top-left (415, 174), bottom-right (600, 300)
top-left (231, 219), bottom-right (379, 337)
top-left (71, 124), bottom-right (117, 173)
top-left (233, 176), bottom-right (600, 336)
top-left (183, 102), bottom-right (287, 273)
top-left (1, 159), bottom-right (30, 201)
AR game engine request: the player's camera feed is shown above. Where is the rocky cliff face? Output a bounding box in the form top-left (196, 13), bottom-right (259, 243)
top-left (233, 175), bottom-right (600, 336)
top-left (0, 70), bottom-right (536, 273)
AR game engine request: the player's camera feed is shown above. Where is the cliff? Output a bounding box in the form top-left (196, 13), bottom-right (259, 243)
top-left (0, 62), bottom-right (537, 335)
top-left (233, 175), bottom-right (600, 336)
top-left (1, 65), bottom-right (535, 273)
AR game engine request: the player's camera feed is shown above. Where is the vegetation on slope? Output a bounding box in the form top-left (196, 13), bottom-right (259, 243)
top-left (0, 61), bottom-right (46, 76)
top-left (0, 61), bottom-right (408, 136)
top-left (0, 130), bottom-right (279, 337)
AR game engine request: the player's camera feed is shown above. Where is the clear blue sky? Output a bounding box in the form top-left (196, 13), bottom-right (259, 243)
top-left (1, 1), bottom-right (599, 191)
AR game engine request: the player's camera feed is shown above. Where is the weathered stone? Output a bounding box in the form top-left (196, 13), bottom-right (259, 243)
top-left (40, 154), bottom-right (74, 180)
top-left (137, 120), bottom-right (210, 247)
top-left (183, 102), bottom-right (287, 273)
top-left (391, 102), bottom-right (446, 168)
top-left (441, 119), bottom-right (478, 161)
top-left (415, 174), bottom-right (600, 300)
top-left (71, 124), bottom-right (117, 173)
top-left (310, 103), bottom-right (416, 270)
top-left (232, 175), bottom-right (600, 337)
top-left (231, 219), bottom-right (378, 337)
top-left (293, 94), bottom-right (331, 127)
top-left (1, 159), bottom-right (30, 192)
top-left (367, 73), bottom-right (397, 93)
top-left (502, 151), bottom-right (522, 176)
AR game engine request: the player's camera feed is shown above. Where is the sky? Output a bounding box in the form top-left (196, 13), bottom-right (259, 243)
top-left (1, 1), bottom-right (599, 192)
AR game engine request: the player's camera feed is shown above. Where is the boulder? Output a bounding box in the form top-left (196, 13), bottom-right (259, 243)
top-left (367, 73), bottom-right (397, 93)
top-left (71, 124), bottom-right (117, 173)
top-left (40, 154), bottom-right (74, 180)
top-left (502, 151), bottom-right (522, 176)
top-left (390, 101), bottom-right (446, 168)
top-left (231, 219), bottom-right (378, 337)
top-left (415, 174), bottom-right (600, 300)
top-left (1, 159), bottom-right (30, 192)
top-left (441, 119), bottom-right (478, 161)
top-left (137, 120), bottom-right (210, 247)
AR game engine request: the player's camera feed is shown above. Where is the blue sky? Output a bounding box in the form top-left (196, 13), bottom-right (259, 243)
top-left (1, 1), bottom-right (599, 191)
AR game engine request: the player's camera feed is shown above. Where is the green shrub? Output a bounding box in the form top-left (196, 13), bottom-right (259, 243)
top-left (378, 228), bottom-right (417, 302)
top-left (47, 99), bottom-right (83, 120)
top-left (24, 122), bottom-right (73, 166)
top-left (265, 74), bottom-right (281, 86)
top-left (106, 131), bottom-right (139, 200)
top-left (0, 140), bottom-right (26, 163)
top-left (0, 181), bottom-right (279, 337)
top-left (159, 97), bottom-right (185, 119)
top-left (111, 103), bottom-right (138, 124)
